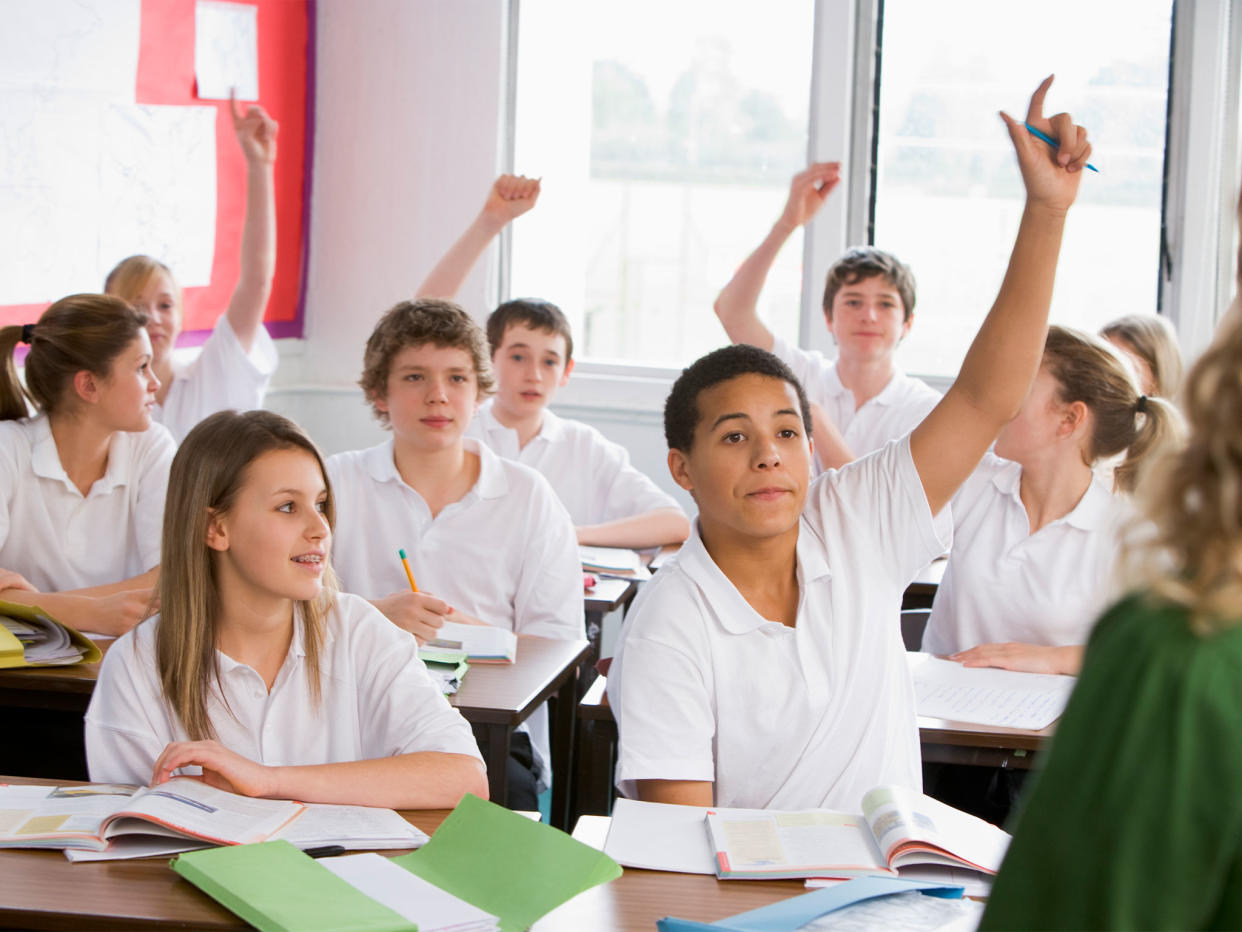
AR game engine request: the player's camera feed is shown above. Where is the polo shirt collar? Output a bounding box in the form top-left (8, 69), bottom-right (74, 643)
top-left (679, 518), bottom-right (831, 635)
top-left (28, 415), bottom-right (131, 495)
top-left (362, 436), bottom-right (508, 501)
top-left (990, 459), bottom-right (1113, 531)
top-left (479, 398), bottom-right (564, 445)
top-left (826, 363), bottom-right (911, 408)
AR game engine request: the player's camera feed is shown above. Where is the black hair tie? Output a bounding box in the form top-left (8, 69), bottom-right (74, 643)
top-left (1136, 394), bottom-right (1148, 414)
top-left (19, 323), bottom-right (35, 345)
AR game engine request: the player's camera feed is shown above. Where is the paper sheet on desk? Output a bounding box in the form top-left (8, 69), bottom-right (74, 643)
top-left (908, 653), bottom-right (1075, 730)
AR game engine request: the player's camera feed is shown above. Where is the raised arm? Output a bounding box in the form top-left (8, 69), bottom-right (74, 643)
top-left (911, 77), bottom-right (1091, 515)
top-left (224, 92), bottom-right (278, 353)
top-left (415, 174), bottom-right (541, 299)
top-left (713, 162), bottom-right (841, 349)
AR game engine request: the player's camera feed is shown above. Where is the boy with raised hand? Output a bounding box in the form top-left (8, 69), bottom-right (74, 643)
top-left (416, 176), bottom-right (691, 549)
top-left (713, 164), bottom-right (940, 471)
top-left (609, 78), bottom-right (1091, 810)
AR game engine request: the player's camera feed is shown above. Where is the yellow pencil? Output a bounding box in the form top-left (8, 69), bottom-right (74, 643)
top-left (398, 548), bottom-right (419, 593)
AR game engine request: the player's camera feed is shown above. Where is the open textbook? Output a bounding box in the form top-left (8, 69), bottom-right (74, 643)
top-left (579, 545), bottom-right (653, 581)
top-left (0, 779), bottom-right (427, 859)
top-left (604, 786), bottom-right (1009, 882)
top-left (0, 599), bottom-right (101, 667)
top-left (909, 652), bottom-right (1075, 730)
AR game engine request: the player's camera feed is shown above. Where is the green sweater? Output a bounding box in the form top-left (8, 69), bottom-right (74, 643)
top-left (982, 593), bottom-right (1242, 931)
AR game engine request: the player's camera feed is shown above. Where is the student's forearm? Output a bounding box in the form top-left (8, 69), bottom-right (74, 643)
top-left (0, 567), bottom-right (157, 606)
top-left (415, 213), bottom-right (506, 300)
top-left (954, 201), bottom-right (1067, 422)
top-left (271, 753), bottom-right (489, 809)
top-left (712, 219), bottom-right (796, 350)
top-left (226, 161), bottom-right (277, 351)
top-left (809, 402), bottom-right (855, 470)
top-left (635, 779), bottom-right (713, 807)
top-left (576, 508), bottom-right (691, 548)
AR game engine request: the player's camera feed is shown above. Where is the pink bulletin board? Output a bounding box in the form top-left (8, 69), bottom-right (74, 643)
top-left (0, 0), bottom-right (313, 343)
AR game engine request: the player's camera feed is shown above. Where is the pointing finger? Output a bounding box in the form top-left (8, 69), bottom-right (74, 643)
top-left (1026, 74), bottom-right (1055, 124)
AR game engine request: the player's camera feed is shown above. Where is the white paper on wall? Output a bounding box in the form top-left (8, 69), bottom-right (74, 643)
top-left (195, 0), bottom-right (259, 101)
top-left (0, 0), bottom-right (141, 100)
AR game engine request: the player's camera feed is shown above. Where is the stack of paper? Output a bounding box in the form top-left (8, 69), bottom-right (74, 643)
top-left (419, 645), bottom-right (469, 695)
top-left (426, 622), bottom-right (517, 664)
top-left (0, 601), bottom-right (100, 667)
top-left (907, 653), bottom-right (1075, 730)
top-left (579, 546), bottom-right (652, 581)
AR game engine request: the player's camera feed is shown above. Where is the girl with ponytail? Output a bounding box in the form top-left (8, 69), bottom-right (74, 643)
top-left (0, 294), bottom-right (174, 636)
top-left (921, 324), bottom-right (1183, 676)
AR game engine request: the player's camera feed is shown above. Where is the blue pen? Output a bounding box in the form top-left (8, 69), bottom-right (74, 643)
top-left (1024, 122), bottom-right (1099, 173)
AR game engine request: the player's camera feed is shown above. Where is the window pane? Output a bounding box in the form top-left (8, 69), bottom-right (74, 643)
top-left (512, 0), bottom-right (814, 366)
top-left (875, 1), bottom-right (1173, 378)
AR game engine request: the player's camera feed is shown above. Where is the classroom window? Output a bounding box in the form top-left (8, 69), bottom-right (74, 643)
top-left (509, 0), bottom-right (814, 367)
top-left (873, 0), bottom-right (1174, 379)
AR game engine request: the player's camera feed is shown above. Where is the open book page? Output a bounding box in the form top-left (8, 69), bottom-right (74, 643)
top-left (0, 783), bottom-right (136, 849)
top-left (908, 652), bottom-right (1074, 729)
top-left (602, 798), bottom-right (716, 874)
top-left (275, 803), bottom-right (429, 849)
top-left (321, 853), bottom-right (498, 931)
top-left (579, 545), bottom-right (649, 578)
top-left (861, 785), bottom-right (1009, 873)
top-left (428, 621), bottom-right (517, 663)
top-left (704, 809), bottom-right (888, 878)
top-left (102, 778), bottom-right (304, 846)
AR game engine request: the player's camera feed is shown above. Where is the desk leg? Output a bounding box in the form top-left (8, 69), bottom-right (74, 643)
top-left (473, 723), bottom-right (511, 805)
top-left (549, 668), bottom-right (579, 832)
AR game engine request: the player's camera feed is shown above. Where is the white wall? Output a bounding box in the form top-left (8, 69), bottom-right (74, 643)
top-left (269, 0), bottom-right (693, 509)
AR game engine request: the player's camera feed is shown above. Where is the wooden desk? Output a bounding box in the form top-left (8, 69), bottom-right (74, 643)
top-left (573, 675), bottom-right (1053, 818)
top-left (584, 577), bottom-right (638, 651)
top-left (450, 636), bottom-right (590, 830)
top-left (0, 778), bottom-right (805, 931)
top-left (0, 637), bottom-right (591, 829)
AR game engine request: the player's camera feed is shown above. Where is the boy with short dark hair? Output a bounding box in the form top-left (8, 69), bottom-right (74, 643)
top-left (326, 298), bottom-right (584, 808)
top-left (610, 80), bottom-right (1093, 809)
top-left (714, 166), bottom-right (940, 470)
top-left (416, 176), bottom-right (690, 549)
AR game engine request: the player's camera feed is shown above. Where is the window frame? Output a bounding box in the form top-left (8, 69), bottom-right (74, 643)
top-left (500, 0), bottom-right (1241, 410)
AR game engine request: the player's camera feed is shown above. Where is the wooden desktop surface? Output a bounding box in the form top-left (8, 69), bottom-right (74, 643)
top-left (0, 778), bottom-right (805, 931)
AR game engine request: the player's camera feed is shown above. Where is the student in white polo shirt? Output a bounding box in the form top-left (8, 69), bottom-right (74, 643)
top-left (86, 410), bottom-right (486, 807)
top-left (922, 325), bottom-right (1182, 675)
top-left (0, 294), bottom-right (173, 637)
top-left (326, 298), bottom-right (584, 809)
top-left (415, 175), bottom-right (690, 548)
top-left (103, 95), bottom-right (280, 443)
top-left (713, 165), bottom-right (939, 471)
top-left (609, 80), bottom-right (1093, 809)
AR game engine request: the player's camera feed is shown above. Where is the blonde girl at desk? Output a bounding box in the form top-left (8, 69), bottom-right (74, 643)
top-left (85, 410), bottom-right (488, 808)
top-left (0, 294), bottom-right (173, 636)
top-left (983, 182), bottom-right (1242, 931)
top-left (921, 325), bottom-right (1182, 677)
top-left (104, 95), bottom-right (280, 443)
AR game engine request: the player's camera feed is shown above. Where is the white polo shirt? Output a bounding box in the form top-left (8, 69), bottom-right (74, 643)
top-left (922, 454), bottom-right (1128, 656)
top-left (325, 437), bottom-right (584, 786)
top-left (609, 436), bottom-right (950, 810)
top-left (465, 399), bottom-right (681, 526)
top-left (771, 337), bottom-right (940, 458)
top-left (157, 315), bottom-right (278, 444)
top-left (85, 593), bottom-right (483, 786)
top-left (0, 415), bottom-right (174, 592)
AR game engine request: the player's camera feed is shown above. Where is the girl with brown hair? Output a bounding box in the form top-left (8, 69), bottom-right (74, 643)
top-left (84, 410), bottom-right (487, 808)
top-left (0, 293), bottom-right (173, 636)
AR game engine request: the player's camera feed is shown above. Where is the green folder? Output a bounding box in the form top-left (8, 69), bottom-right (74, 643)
top-left (392, 794), bottom-right (622, 931)
top-left (172, 841), bottom-right (414, 932)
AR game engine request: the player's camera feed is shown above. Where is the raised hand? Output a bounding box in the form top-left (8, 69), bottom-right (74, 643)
top-left (777, 162), bottom-right (842, 231)
top-left (481, 174), bottom-right (542, 226)
top-left (151, 740), bottom-right (278, 798)
top-left (231, 89), bottom-right (279, 165)
top-left (1000, 75), bottom-right (1091, 214)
